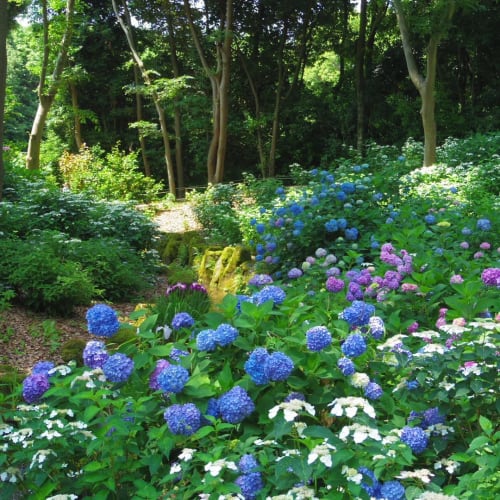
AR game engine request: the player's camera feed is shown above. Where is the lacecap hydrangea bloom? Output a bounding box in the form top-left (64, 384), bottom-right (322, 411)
top-left (341, 333), bottom-right (367, 358)
top-left (164, 403), bottom-right (201, 436)
top-left (86, 304), bottom-right (120, 337)
top-left (400, 425), bottom-right (429, 454)
top-left (22, 373), bottom-right (51, 403)
top-left (339, 301), bottom-right (375, 328)
top-left (83, 340), bottom-right (109, 369)
top-left (306, 326), bottom-right (332, 351)
top-left (218, 386), bottom-right (255, 424)
top-left (157, 364), bottom-right (189, 393)
top-left (102, 353), bottom-right (134, 383)
top-left (171, 312), bottom-right (195, 330)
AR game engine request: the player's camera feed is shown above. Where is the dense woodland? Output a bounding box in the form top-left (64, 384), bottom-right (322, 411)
top-left (1, 0), bottom-right (499, 198)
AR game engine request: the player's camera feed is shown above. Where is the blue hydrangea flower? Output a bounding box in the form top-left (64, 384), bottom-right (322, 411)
top-left (86, 304), bottom-right (120, 337)
top-left (341, 333), bottom-right (367, 358)
top-left (171, 312), bottom-right (195, 330)
top-left (149, 359), bottom-right (170, 391)
top-left (22, 373), bottom-right (50, 403)
top-left (32, 361), bottom-right (55, 376)
top-left (264, 352), bottom-right (294, 382)
top-left (238, 454), bottom-right (260, 474)
top-left (164, 403), bottom-right (201, 436)
top-left (341, 182), bottom-right (356, 194)
top-left (325, 219), bottom-right (338, 232)
top-left (359, 467), bottom-right (380, 497)
top-left (477, 218), bottom-right (491, 231)
top-left (103, 353), bottom-right (134, 383)
top-left (339, 301), bottom-right (375, 328)
top-left (248, 274), bottom-right (274, 286)
top-left (284, 392), bottom-right (305, 402)
top-left (244, 348), bottom-right (270, 385)
top-left (400, 426), bottom-right (429, 454)
top-left (364, 382), bottom-right (383, 400)
top-left (170, 348), bottom-right (189, 362)
top-left (422, 407), bottom-right (445, 428)
top-left (306, 326), bottom-right (332, 352)
top-left (288, 267), bottom-right (303, 279)
top-left (337, 357), bottom-right (356, 376)
top-left (368, 316), bottom-right (385, 340)
top-left (338, 218), bottom-right (348, 230)
top-left (253, 285), bottom-right (286, 306)
top-left (215, 323), bottom-right (239, 347)
top-left (218, 386), bottom-right (255, 424)
top-left (380, 481), bottom-right (405, 500)
top-left (345, 227), bottom-right (359, 241)
top-left (235, 472), bottom-right (264, 499)
top-left (157, 364), bottom-right (189, 393)
top-left (256, 223), bottom-right (266, 234)
top-left (196, 329), bottom-right (217, 351)
top-left (83, 340), bottom-right (109, 369)
top-left (406, 380), bottom-right (419, 390)
top-left (206, 397), bottom-right (220, 419)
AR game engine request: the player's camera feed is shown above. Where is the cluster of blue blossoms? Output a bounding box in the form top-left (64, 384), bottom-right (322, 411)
top-left (359, 467), bottom-right (405, 500)
top-left (235, 454), bottom-right (264, 499)
top-left (305, 326), bottom-right (332, 352)
top-left (22, 361), bottom-right (54, 403)
top-left (244, 348), bottom-right (294, 385)
top-left (196, 323), bottom-right (239, 351)
top-left (86, 304), bottom-right (121, 337)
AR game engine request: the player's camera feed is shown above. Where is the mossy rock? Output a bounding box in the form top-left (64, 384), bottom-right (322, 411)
top-left (157, 231), bottom-right (206, 266)
top-left (0, 364), bottom-right (24, 396)
top-left (61, 338), bottom-right (87, 365)
top-left (106, 324), bottom-right (137, 350)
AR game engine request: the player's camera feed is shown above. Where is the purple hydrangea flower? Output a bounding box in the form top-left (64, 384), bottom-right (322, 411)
top-left (196, 329), bottom-right (217, 351)
top-left (218, 386), bottom-right (255, 424)
top-left (235, 472), bottom-right (264, 499)
top-left (83, 340), bottom-right (109, 369)
top-left (364, 382), bottom-right (383, 400)
top-left (346, 281), bottom-right (364, 301)
top-left (22, 373), bottom-right (50, 403)
top-left (86, 304), bottom-right (120, 337)
top-left (253, 285), bottom-right (286, 306)
top-left (149, 359), bottom-right (170, 391)
top-left (249, 274), bottom-right (274, 286)
top-left (171, 312), bottom-right (195, 330)
top-left (422, 407), bottom-right (445, 428)
top-left (32, 361), bottom-right (55, 376)
top-left (103, 353), bottom-right (134, 383)
top-left (306, 326), bottom-right (332, 352)
top-left (164, 403), bottom-right (201, 436)
top-left (326, 276), bottom-right (345, 293)
top-left (157, 364), bottom-right (189, 393)
top-left (214, 323), bottom-right (239, 347)
top-left (339, 301), bottom-right (375, 328)
top-left (337, 357), bottom-right (356, 376)
top-left (284, 392), bottom-right (306, 402)
top-left (245, 348), bottom-right (270, 385)
top-left (400, 426), bottom-right (429, 454)
top-left (263, 352), bottom-right (294, 382)
top-left (288, 268), bottom-right (303, 279)
top-left (481, 268), bottom-right (500, 287)
top-left (341, 333), bottom-right (367, 358)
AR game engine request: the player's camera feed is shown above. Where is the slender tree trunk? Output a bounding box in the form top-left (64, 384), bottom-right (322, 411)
top-left (26, 0), bottom-right (75, 170)
top-left (165, 0), bottom-right (185, 195)
top-left (69, 82), bottom-right (83, 150)
top-left (393, 0), bottom-right (455, 167)
top-left (184, 0), bottom-right (232, 185)
top-left (355, 0), bottom-right (367, 154)
top-left (0, 0), bottom-right (7, 200)
top-left (133, 64), bottom-right (151, 177)
top-left (113, 0), bottom-right (176, 196)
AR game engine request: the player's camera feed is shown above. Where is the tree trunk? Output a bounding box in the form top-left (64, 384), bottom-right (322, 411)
top-left (113, 0), bottom-right (176, 196)
top-left (355, 0), bottom-right (367, 154)
top-left (69, 82), bottom-right (83, 150)
top-left (26, 0), bottom-right (76, 170)
top-left (393, 0), bottom-right (455, 167)
top-left (184, 0), bottom-right (232, 185)
top-left (133, 64), bottom-right (151, 177)
top-left (0, 0), bottom-right (7, 200)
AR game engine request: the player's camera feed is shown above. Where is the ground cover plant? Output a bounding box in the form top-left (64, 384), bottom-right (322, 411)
top-left (1, 135), bottom-right (499, 499)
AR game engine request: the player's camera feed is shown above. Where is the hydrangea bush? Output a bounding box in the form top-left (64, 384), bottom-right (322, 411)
top-left (1, 147), bottom-right (499, 499)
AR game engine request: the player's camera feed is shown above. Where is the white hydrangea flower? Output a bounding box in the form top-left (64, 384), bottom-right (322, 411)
top-left (44, 419), bottom-right (65, 430)
top-left (8, 428), bottom-right (33, 444)
top-left (294, 422), bottom-right (307, 438)
top-left (29, 449), bottom-right (57, 470)
top-left (328, 397), bottom-right (375, 418)
top-left (39, 430), bottom-right (63, 440)
top-left (439, 324), bottom-right (470, 335)
top-left (348, 373), bottom-right (370, 388)
top-left (46, 495), bottom-right (78, 500)
top-left (438, 380), bottom-right (456, 391)
top-left (254, 438), bottom-right (278, 446)
top-left (307, 440), bottom-right (336, 467)
top-left (434, 458), bottom-right (460, 474)
top-left (411, 330), bottom-right (440, 339)
top-left (342, 465), bottom-right (362, 484)
top-left (415, 344), bottom-right (446, 357)
top-left (275, 449), bottom-right (301, 462)
top-left (170, 462), bottom-right (181, 475)
top-left (339, 423), bottom-right (381, 443)
top-left (268, 399), bottom-right (316, 421)
top-left (204, 459), bottom-right (237, 477)
top-left (179, 448), bottom-right (196, 461)
top-left (267, 485), bottom-right (319, 499)
top-left (0, 424), bottom-right (13, 436)
top-left (397, 469), bottom-right (434, 483)
top-left (415, 492), bottom-right (458, 500)
top-left (377, 334), bottom-right (409, 350)
top-left (0, 467), bottom-right (20, 483)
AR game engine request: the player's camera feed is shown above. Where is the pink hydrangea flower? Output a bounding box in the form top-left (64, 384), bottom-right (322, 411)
top-left (460, 242), bottom-right (469, 249)
top-left (450, 274), bottom-right (464, 284)
top-left (479, 242), bottom-right (491, 250)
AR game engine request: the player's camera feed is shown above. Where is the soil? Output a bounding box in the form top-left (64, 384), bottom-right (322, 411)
top-left (0, 201), bottom-right (200, 374)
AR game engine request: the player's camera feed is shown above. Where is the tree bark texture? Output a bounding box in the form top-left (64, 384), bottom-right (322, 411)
top-left (0, 0), bottom-right (7, 199)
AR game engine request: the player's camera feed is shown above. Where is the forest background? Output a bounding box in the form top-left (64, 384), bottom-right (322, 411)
top-left (0, 0), bottom-right (499, 199)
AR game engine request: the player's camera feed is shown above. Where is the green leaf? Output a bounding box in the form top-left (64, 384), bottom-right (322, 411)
top-left (147, 345), bottom-right (172, 356)
top-left (84, 405), bottom-right (101, 421)
top-left (84, 460), bottom-right (104, 472)
top-left (302, 425), bottom-right (336, 440)
top-left (468, 435), bottom-right (490, 451)
top-left (479, 415), bottom-right (493, 435)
